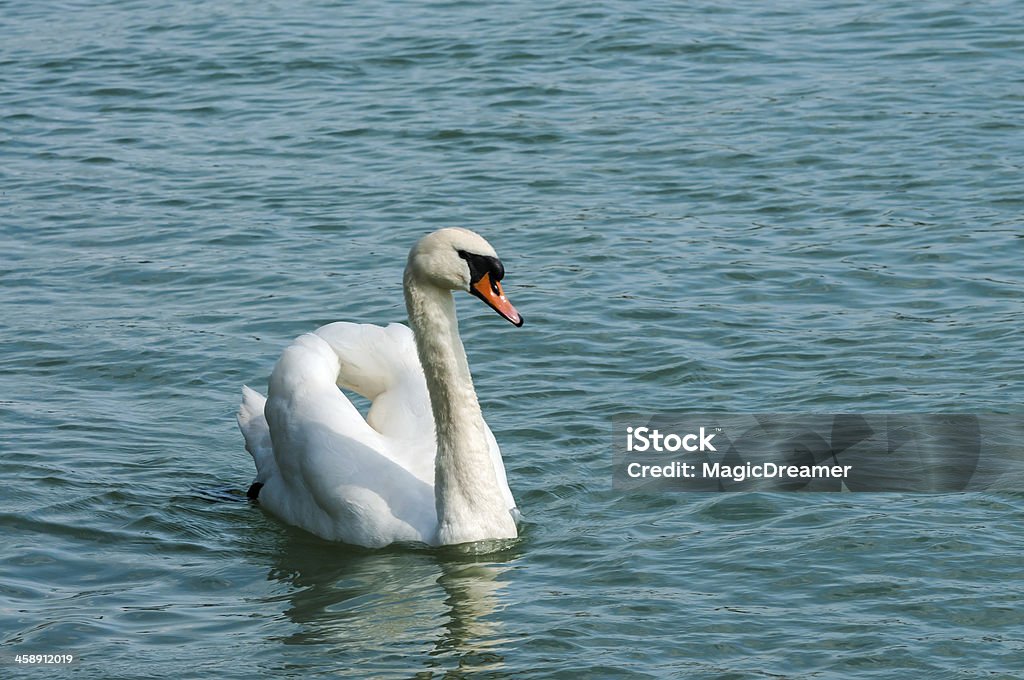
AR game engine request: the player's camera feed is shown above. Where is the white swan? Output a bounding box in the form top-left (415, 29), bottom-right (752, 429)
top-left (236, 228), bottom-right (524, 548)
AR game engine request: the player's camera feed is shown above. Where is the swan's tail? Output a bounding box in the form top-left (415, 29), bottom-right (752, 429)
top-left (237, 386), bottom-right (276, 490)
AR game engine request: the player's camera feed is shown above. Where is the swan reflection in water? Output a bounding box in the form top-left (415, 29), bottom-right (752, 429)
top-left (261, 529), bottom-right (524, 676)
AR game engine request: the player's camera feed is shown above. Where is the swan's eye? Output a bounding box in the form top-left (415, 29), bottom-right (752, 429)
top-left (459, 247), bottom-right (523, 326)
top-left (457, 250), bottom-right (504, 285)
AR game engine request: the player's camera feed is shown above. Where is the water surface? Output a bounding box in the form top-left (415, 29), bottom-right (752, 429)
top-left (2, 0), bottom-right (1023, 677)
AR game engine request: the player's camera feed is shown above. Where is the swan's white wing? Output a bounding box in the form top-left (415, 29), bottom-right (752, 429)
top-left (259, 331), bottom-right (437, 545)
top-left (313, 322), bottom-right (435, 483)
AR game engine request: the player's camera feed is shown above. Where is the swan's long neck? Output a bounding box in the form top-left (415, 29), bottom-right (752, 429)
top-left (404, 269), bottom-right (516, 545)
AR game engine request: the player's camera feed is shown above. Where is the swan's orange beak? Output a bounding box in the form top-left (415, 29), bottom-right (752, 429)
top-left (470, 272), bottom-right (523, 327)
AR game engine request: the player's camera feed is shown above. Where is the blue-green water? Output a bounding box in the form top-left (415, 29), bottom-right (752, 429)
top-left (2, 0), bottom-right (1023, 677)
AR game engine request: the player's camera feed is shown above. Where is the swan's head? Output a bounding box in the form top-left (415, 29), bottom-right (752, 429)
top-left (407, 228), bottom-right (524, 327)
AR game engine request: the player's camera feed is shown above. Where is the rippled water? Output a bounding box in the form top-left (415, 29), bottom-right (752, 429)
top-left (3, 0), bottom-right (1023, 677)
